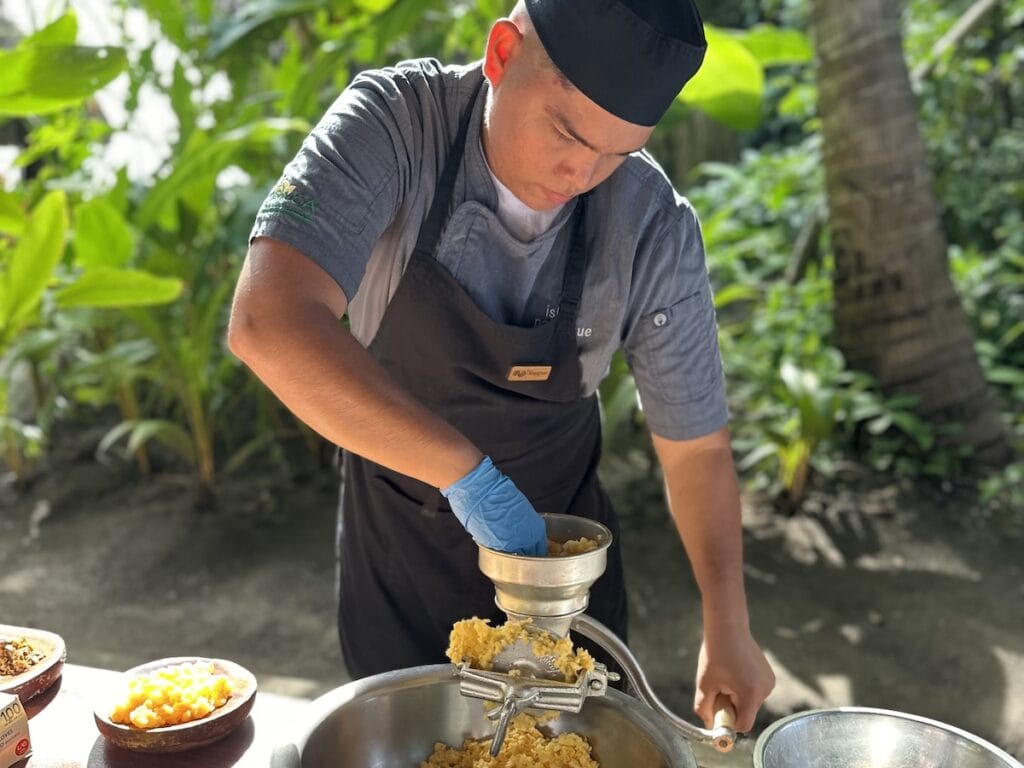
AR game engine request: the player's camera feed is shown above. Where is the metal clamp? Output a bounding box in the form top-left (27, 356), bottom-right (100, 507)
top-left (456, 662), bottom-right (617, 756)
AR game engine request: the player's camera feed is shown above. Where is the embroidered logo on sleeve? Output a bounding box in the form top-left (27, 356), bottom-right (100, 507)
top-left (259, 178), bottom-right (318, 225)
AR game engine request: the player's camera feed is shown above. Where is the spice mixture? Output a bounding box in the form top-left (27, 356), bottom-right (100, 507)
top-left (0, 637), bottom-right (45, 677)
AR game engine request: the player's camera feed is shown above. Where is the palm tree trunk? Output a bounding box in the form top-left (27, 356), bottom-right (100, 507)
top-left (809, 0), bottom-right (1011, 463)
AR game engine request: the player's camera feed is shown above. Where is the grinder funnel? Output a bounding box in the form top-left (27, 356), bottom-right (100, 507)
top-left (478, 514), bottom-right (611, 637)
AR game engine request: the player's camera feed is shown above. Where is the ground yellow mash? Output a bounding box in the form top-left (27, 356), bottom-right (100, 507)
top-left (109, 660), bottom-right (234, 729)
top-left (447, 618), bottom-right (595, 683)
top-left (547, 538), bottom-right (600, 556)
top-left (420, 713), bottom-right (598, 768)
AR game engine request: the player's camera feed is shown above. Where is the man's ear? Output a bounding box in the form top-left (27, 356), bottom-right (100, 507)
top-left (483, 19), bottom-right (523, 88)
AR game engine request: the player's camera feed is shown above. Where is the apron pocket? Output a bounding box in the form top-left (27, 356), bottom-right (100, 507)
top-left (371, 470), bottom-right (448, 517)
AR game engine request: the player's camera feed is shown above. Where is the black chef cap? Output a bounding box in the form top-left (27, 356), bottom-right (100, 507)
top-left (524, 0), bottom-right (707, 126)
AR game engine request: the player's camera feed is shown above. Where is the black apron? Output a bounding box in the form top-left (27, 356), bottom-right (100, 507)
top-left (336, 76), bottom-right (628, 679)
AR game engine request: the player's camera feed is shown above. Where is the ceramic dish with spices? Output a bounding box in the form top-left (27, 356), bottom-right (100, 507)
top-left (0, 624), bottom-right (66, 703)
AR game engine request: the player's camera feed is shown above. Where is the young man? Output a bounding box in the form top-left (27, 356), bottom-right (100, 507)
top-left (228, 0), bottom-right (775, 731)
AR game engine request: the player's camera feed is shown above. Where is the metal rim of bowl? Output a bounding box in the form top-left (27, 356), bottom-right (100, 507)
top-left (752, 707), bottom-right (1022, 768)
top-left (477, 514), bottom-right (613, 560)
top-left (280, 664), bottom-right (698, 767)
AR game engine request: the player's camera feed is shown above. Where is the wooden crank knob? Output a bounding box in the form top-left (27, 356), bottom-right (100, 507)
top-left (711, 699), bottom-right (737, 753)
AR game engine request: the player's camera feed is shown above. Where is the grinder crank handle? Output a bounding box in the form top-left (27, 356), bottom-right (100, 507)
top-left (570, 613), bottom-right (736, 753)
top-left (711, 698), bottom-right (737, 752)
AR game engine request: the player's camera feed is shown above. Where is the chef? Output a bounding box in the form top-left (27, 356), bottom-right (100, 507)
top-left (228, 0), bottom-right (775, 732)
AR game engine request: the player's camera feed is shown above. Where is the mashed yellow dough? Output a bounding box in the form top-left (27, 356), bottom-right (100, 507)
top-left (420, 713), bottom-right (598, 768)
top-left (447, 618), bottom-right (595, 683)
top-left (547, 538), bottom-right (600, 556)
top-left (110, 660), bottom-right (234, 729)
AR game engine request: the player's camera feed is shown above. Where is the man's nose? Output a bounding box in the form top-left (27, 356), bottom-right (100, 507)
top-left (557, 151), bottom-right (601, 191)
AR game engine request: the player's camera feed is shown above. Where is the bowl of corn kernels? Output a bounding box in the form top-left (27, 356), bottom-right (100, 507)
top-left (93, 657), bottom-right (257, 752)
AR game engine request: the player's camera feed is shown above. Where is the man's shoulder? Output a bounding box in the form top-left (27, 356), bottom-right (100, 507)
top-left (622, 152), bottom-right (692, 215)
top-left (345, 58), bottom-right (481, 116)
top-left (352, 57), bottom-right (474, 85)
top-left (591, 152), bottom-right (696, 240)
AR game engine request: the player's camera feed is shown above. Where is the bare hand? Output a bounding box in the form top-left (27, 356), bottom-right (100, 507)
top-left (693, 630), bottom-right (775, 733)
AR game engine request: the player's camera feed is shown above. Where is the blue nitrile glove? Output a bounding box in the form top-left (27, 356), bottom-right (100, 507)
top-left (441, 456), bottom-right (547, 556)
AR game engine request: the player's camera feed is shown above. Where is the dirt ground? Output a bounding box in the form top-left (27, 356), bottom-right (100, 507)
top-left (1, 421), bottom-right (1022, 764)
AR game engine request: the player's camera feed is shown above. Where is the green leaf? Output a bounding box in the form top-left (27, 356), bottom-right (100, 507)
top-left (136, 0), bottom-right (188, 47)
top-left (778, 83), bottom-right (817, 118)
top-left (867, 414), bottom-right (893, 435)
top-left (713, 283), bottom-right (761, 308)
top-left (0, 190), bottom-right (25, 236)
top-left (126, 420), bottom-right (192, 458)
top-left (987, 366), bottom-right (1024, 387)
top-left (354, 0), bottom-right (399, 12)
top-left (191, 280), bottom-right (235, 373)
top-left (207, 0), bottom-right (323, 59)
top-left (196, 0), bottom-right (214, 24)
top-left (998, 321), bottom-right (1024, 350)
top-left (74, 198), bottom-right (135, 268)
top-left (849, 398), bottom-right (886, 422)
top-left (2, 190), bottom-right (67, 331)
top-left (54, 267), bottom-right (183, 309)
top-left (890, 412), bottom-right (934, 450)
top-left (372, 0), bottom-right (438, 57)
top-left (22, 12), bottom-right (78, 47)
top-left (222, 430), bottom-right (283, 475)
top-left (288, 43), bottom-right (348, 118)
top-left (779, 361), bottom-right (806, 395)
top-left (2, 327), bottom-right (61, 364)
top-left (679, 26), bottom-right (765, 131)
top-left (137, 117), bottom-right (309, 231)
top-left (170, 61), bottom-right (198, 146)
top-left (14, 120), bottom-right (79, 168)
top-left (98, 419), bottom-right (195, 463)
top-left (779, 362), bottom-right (835, 444)
top-left (729, 25), bottom-right (813, 67)
top-left (737, 442), bottom-right (779, 472)
top-left (601, 370), bottom-right (640, 443)
top-left (0, 45), bottom-right (128, 116)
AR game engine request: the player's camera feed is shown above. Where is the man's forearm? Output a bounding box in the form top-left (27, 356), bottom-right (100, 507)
top-left (653, 429), bottom-right (775, 731)
top-left (229, 246), bottom-right (482, 489)
top-left (651, 430), bottom-right (750, 634)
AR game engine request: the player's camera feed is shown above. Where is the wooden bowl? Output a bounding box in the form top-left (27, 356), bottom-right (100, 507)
top-left (0, 624), bottom-right (66, 703)
top-left (93, 656), bottom-right (257, 753)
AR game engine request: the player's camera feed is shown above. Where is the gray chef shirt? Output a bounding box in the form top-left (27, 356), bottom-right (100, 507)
top-left (249, 59), bottom-right (728, 440)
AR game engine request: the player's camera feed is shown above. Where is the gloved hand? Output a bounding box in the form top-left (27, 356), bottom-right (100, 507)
top-left (441, 456), bottom-right (547, 556)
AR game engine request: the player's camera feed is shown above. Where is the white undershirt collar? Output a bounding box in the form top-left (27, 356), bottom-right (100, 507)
top-left (480, 139), bottom-right (564, 242)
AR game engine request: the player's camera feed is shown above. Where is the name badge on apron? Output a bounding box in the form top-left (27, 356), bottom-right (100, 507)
top-left (507, 365), bottom-right (552, 382)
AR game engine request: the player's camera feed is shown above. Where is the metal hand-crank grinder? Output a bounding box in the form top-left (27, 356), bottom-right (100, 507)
top-left (455, 513), bottom-right (737, 756)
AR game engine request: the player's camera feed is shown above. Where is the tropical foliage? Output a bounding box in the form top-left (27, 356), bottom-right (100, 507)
top-left (0, 0), bottom-right (1020, 512)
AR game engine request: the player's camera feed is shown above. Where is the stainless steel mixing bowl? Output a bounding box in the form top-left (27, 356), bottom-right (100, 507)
top-left (270, 664), bottom-right (698, 768)
top-left (754, 707), bottom-right (1022, 768)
